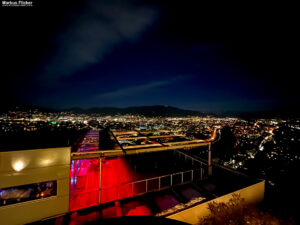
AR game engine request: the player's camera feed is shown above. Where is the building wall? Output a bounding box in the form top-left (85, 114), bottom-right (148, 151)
top-left (167, 180), bottom-right (265, 225)
top-left (0, 147), bottom-right (70, 225)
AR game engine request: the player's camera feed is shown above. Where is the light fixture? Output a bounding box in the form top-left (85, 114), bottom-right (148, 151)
top-left (12, 160), bottom-right (25, 171)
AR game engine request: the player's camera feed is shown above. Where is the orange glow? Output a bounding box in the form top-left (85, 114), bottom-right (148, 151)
top-left (11, 157), bottom-right (30, 172)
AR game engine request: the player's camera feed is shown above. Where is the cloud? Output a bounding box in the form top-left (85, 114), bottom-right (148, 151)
top-left (95, 75), bottom-right (192, 99)
top-left (40, 0), bottom-right (157, 84)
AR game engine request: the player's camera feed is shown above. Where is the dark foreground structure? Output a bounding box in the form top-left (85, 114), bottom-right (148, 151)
top-left (0, 130), bottom-right (264, 225)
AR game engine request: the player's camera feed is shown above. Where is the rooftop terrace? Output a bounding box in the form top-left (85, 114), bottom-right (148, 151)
top-left (29, 154), bottom-right (261, 225)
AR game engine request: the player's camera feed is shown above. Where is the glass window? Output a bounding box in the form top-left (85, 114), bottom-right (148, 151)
top-left (0, 180), bottom-right (57, 206)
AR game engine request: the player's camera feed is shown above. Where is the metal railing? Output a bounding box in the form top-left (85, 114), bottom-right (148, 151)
top-left (99, 167), bottom-right (206, 204)
top-left (70, 148), bottom-right (210, 207)
top-left (173, 149), bottom-right (208, 167)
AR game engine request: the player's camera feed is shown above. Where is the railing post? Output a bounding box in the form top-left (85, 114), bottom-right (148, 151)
top-left (170, 175), bottom-right (173, 186)
top-left (158, 177), bottom-right (161, 191)
top-left (99, 157), bottom-right (102, 204)
top-left (145, 180), bottom-right (148, 193)
top-left (181, 172), bottom-right (183, 183)
top-left (132, 183), bottom-right (134, 197)
top-left (116, 185), bottom-right (118, 200)
top-left (200, 168), bottom-right (203, 180)
top-left (191, 170), bottom-right (193, 181)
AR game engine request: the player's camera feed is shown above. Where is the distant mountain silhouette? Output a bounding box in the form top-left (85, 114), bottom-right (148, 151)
top-left (66, 105), bottom-right (207, 117)
top-left (4, 104), bottom-right (299, 118)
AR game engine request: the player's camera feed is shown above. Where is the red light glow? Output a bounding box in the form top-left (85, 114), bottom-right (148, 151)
top-left (69, 130), bottom-right (150, 215)
top-left (69, 158), bottom-right (100, 211)
top-left (100, 157), bottom-right (139, 203)
top-left (70, 156), bottom-right (142, 211)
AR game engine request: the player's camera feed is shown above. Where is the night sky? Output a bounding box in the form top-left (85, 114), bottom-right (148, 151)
top-left (1, 1), bottom-right (299, 113)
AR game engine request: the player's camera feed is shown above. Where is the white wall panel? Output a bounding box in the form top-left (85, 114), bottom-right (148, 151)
top-left (0, 147), bottom-right (71, 225)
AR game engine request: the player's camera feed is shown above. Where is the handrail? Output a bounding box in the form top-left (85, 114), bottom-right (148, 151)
top-left (96, 167), bottom-right (207, 204)
top-left (100, 168), bottom-right (203, 190)
top-left (174, 149), bottom-right (208, 166)
top-left (176, 149), bottom-right (250, 178)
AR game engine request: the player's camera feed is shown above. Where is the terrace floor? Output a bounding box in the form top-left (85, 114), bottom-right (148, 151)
top-left (30, 164), bottom-right (260, 225)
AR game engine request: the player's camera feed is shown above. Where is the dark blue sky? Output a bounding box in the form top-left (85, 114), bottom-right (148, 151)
top-left (2, 1), bottom-right (299, 113)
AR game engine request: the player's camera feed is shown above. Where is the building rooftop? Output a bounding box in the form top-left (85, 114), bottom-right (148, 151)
top-left (6, 128), bottom-right (263, 225)
top-left (110, 130), bottom-right (210, 154)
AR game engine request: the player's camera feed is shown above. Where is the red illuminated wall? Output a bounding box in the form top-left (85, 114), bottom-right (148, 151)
top-left (69, 156), bottom-right (142, 211)
top-left (100, 157), bottom-right (139, 203)
top-left (69, 158), bottom-right (100, 211)
top-left (69, 129), bottom-right (153, 221)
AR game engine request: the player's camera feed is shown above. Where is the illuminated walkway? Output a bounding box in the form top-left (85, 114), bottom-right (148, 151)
top-left (78, 130), bottom-right (99, 152)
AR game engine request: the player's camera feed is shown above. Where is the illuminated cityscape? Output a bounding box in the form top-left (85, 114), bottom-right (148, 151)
top-left (1, 109), bottom-right (299, 179)
top-left (1, 108), bottom-right (299, 224)
top-left (1, 0), bottom-right (299, 224)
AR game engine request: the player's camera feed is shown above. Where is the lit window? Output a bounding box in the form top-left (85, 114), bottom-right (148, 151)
top-left (0, 180), bottom-right (57, 206)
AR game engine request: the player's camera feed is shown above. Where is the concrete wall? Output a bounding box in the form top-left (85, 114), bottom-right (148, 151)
top-left (0, 147), bottom-right (71, 225)
top-left (167, 180), bottom-right (265, 225)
